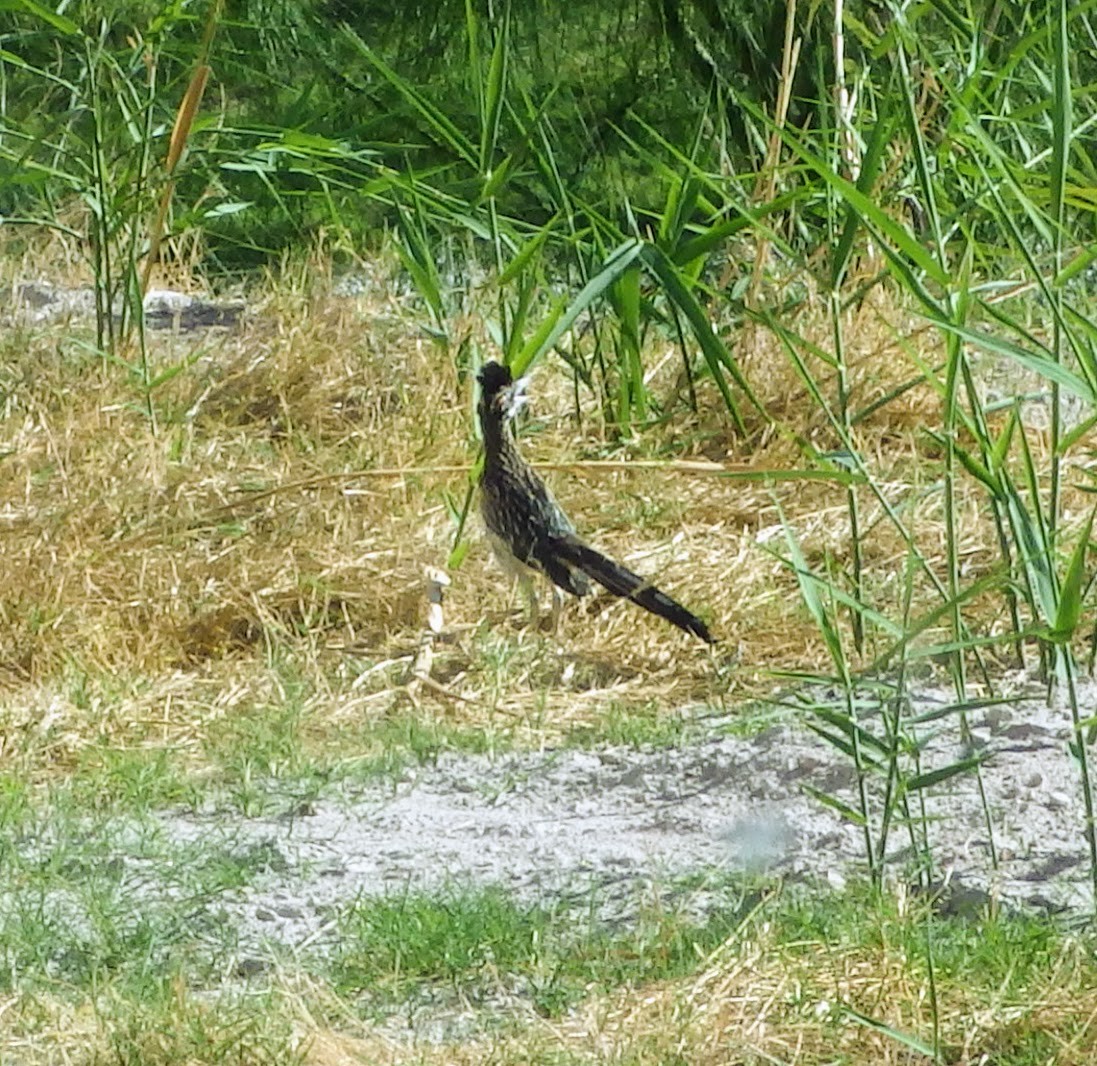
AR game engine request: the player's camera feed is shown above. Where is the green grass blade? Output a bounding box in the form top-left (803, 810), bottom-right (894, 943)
top-left (832, 90), bottom-right (895, 288)
top-left (844, 1007), bottom-right (940, 1061)
top-left (765, 109), bottom-right (950, 292)
top-left (614, 263), bottom-right (645, 425)
top-left (8, 0), bottom-right (79, 34)
top-left (640, 242), bottom-right (765, 432)
top-left (922, 318), bottom-right (1092, 402)
top-left (801, 784), bottom-right (868, 827)
top-left (474, 0), bottom-right (509, 176)
top-left (342, 27), bottom-right (476, 168)
top-left (906, 755), bottom-right (989, 792)
top-left (496, 217), bottom-right (559, 285)
top-left (512, 239), bottom-right (644, 377)
top-left (1050, 508), bottom-right (1095, 644)
top-left (1050, 0), bottom-right (1072, 234)
top-left (774, 507), bottom-right (845, 671)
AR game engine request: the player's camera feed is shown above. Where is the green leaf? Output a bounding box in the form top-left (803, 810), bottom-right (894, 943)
top-left (990, 408), bottom-right (1017, 471)
top-left (614, 264), bottom-right (644, 425)
top-left (832, 96), bottom-right (894, 288)
top-left (1050, 508), bottom-right (1095, 643)
top-left (479, 3), bottom-right (509, 174)
top-left (511, 293), bottom-right (568, 376)
top-left (1059, 411), bottom-right (1097, 455)
top-left (203, 201), bottom-right (254, 218)
top-left (950, 440), bottom-right (1000, 495)
top-left (801, 784), bottom-right (867, 827)
top-left (906, 754), bottom-right (988, 792)
top-left (342, 27), bottom-right (476, 168)
top-left (810, 706), bottom-right (890, 756)
top-left (922, 0), bottom-right (971, 34)
top-left (844, 1007), bottom-right (940, 1061)
top-left (641, 243), bottom-right (764, 434)
top-left (924, 318), bottom-right (1092, 402)
top-left (496, 217), bottom-right (558, 286)
top-left (1049, 0), bottom-right (1072, 233)
top-left (0, 48), bottom-right (78, 90)
top-left (771, 112), bottom-right (949, 291)
top-left (146, 353), bottom-right (201, 391)
top-left (773, 508), bottom-right (847, 672)
top-left (718, 467), bottom-right (862, 486)
top-left (672, 189), bottom-right (804, 265)
top-left (10, 0), bottom-right (79, 34)
top-left (447, 540), bottom-right (471, 570)
top-left (807, 723), bottom-right (858, 760)
top-left (512, 240), bottom-right (644, 377)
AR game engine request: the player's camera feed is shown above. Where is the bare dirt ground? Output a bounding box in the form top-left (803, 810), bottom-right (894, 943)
top-left (150, 671), bottom-right (1093, 974)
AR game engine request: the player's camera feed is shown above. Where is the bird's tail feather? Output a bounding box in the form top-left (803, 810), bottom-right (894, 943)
top-left (550, 535), bottom-right (714, 643)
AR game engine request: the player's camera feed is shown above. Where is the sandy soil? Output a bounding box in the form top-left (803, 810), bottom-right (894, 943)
top-left (152, 672), bottom-right (1095, 969)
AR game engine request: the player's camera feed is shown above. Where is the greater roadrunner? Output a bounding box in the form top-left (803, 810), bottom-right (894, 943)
top-left (477, 360), bottom-right (714, 643)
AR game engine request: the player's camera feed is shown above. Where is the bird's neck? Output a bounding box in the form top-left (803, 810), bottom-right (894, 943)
top-left (479, 403), bottom-right (517, 465)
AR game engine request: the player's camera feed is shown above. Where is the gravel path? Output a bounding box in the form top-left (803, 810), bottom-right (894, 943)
top-left (156, 676), bottom-right (1095, 961)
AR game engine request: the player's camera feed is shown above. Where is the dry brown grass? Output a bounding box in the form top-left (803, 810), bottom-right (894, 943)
top-left (294, 919), bottom-right (1096, 1065)
top-left (0, 245), bottom-right (1080, 780)
top-left (9, 916), bottom-right (1092, 1065)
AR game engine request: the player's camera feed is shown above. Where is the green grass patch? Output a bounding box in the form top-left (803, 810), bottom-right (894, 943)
top-left (0, 799), bottom-right (286, 995)
top-left (70, 745), bottom-right (199, 813)
top-left (203, 701), bottom-right (321, 815)
top-left (775, 882), bottom-right (1071, 1000)
top-left (331, 879), bottom-right (755, 1018)
top-left (329, 875), bottom-right (1097, 1054)
top-left (329, 710), bottom-right (509, 783)
top-left (564, 700), bottom-right (699, 749)
top-left (333, 886), bottom-right (550, 996)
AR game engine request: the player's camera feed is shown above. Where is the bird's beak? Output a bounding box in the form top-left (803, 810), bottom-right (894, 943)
top-left (499, 376), bottom-right (529, 419)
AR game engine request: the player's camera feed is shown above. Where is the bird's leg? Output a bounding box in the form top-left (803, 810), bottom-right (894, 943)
top-left (548, 585), bottom-right (565, 633)
top-left (518, 573), bottom-right (540, 629)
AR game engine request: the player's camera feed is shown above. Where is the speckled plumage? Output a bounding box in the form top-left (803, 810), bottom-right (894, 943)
top-left (477, 361), bottom-right (714, 643)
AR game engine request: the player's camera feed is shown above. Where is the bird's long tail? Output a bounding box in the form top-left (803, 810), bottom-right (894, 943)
top-left (547, 534), bottom-right (714, 643)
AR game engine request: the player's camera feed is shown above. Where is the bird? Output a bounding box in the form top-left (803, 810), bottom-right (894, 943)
top-left (476, 360), bottom-right (714, 643)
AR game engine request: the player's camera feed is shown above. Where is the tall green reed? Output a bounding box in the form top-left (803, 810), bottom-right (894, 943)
top-left (1, 4), bottom-right (220, 429)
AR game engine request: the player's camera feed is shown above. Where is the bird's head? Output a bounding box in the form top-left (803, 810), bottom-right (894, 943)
top-left (477, 360), bottom-right (528, 421)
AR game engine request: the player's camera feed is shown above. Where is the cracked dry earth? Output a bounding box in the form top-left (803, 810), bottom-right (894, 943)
top-left (148, 672), bottom-right (1096, 973)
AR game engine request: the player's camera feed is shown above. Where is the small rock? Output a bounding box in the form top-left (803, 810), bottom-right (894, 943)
top-left (1001, 723), bottom-right (1054, 742)
top-left (234, 957), bottom-right (268, 978)
top-left (568, 752), bottom-right (603, 776)
top-left (615, 766), bottom-right (646, 788)
top-left (1026, 893), bottom-right (1069, 915)
top-left (1047, 791), bottom-right (1071, 810)
top-left (1023, 771), bottom-right (1043, 789)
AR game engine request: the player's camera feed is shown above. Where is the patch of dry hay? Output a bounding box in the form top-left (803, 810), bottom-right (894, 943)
top-left (0, 249), bottom-right (1082, 774)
